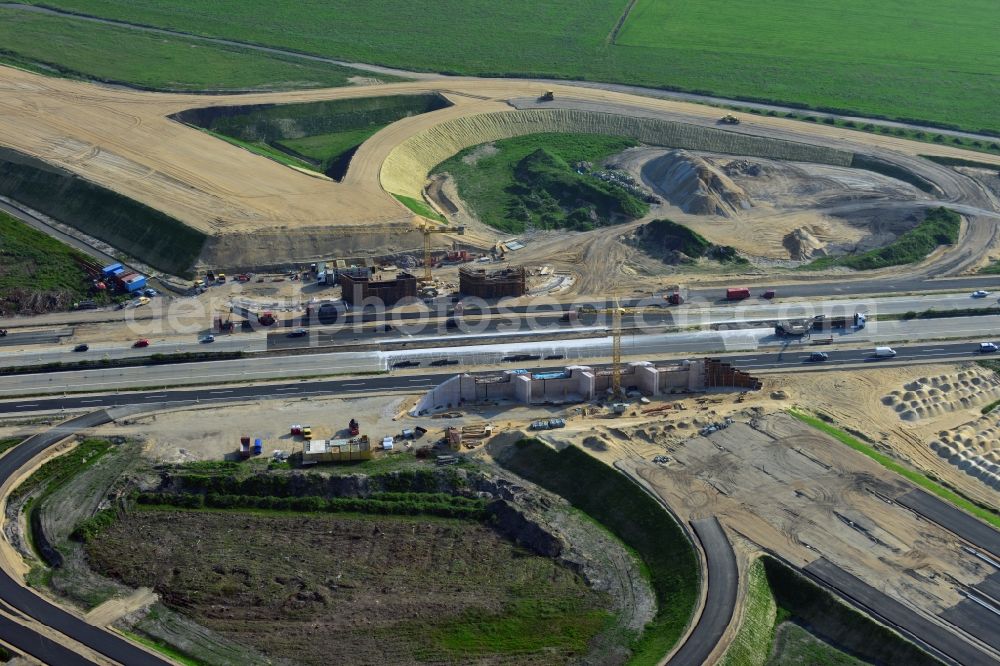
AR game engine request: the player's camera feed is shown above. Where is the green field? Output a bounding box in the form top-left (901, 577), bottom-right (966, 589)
top-left (10, 0), bottom-right (1000, 135)
top-left (434, 133), bottom-right (644, 232)
top-left (0, 8), bottom-right (381, 91)
top-left (805, 207), bottom-right (960, 271)
top-left (176, 94), bottom-right (449, 180)
top-left (0, 211), bottom-right (107, 315)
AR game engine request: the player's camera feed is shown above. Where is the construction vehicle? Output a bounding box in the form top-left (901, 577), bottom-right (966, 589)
top-left (413, 216), bottom-right (465, 283)
top-left (258, 311), bottom-right (276, 326)
top-left (726, 287), bottom-right (751, 301)
top-left (720, 114), bottom-right (740, 125)
top-left (349, 419), bottom-right (360, 437)
top-left (539, 90), bottom-right (555, 102)
top-left (217, 273), bottom-right (226, 283)
top-left (302, 425), bottom-right (313, 440)
top-left (775, 320), bottom-right (810, 337)
top-left (666, 290), bottom-right (684, 305)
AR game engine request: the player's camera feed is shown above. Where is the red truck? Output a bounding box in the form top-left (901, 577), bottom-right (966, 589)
top-left (349, 419), bottom-right (360, 437)
top-left (726, 287), bottom-right (751, 301)
top-left (666, 291), bottom-right (684, 305)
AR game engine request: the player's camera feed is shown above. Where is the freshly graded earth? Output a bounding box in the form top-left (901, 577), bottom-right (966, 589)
top-left (85, 509), bottom-right (611, 665)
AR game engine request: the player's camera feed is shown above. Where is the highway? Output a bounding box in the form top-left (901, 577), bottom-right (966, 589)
top-left (1, 339), bottom-right (997, 414)
top-left (0, 411), bottom-right (170, 665)
top-left (3, 309), bottom-right (999, 395)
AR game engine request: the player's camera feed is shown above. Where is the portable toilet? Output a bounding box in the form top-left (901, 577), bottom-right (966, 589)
top-left (253, 438), bottom-right (263, 455)
top-left (239, 437), bottom-right (251, 458)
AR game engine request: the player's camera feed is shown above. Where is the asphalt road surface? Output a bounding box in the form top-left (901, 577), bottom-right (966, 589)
top-left (896, 490), bottom-right (1000, 559)
top-left (0, 329), bottom-right (72, 348)
top-left (804, 557), bottom-right (998, 666)
top-left (0, 411), bottom-right (171, 665)
top-left (667, 517), bottom-right (737, 666)
top-left (0, 608), bottom-right (96, 666)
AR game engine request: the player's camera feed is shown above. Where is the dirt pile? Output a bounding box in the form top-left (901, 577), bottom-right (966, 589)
top-left (642, 149), bottom-right (752, 216)
top-left (783, 226), bottom-right (828, 260)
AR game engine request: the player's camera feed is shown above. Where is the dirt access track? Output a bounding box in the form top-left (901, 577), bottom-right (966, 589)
top-left (1, 64), bottom-right (999, 271)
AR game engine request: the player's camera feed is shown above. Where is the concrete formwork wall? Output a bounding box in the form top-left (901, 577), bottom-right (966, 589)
top-left (410, 374), bottom-right (478, 414)
top-left (381, 109), bottom-right (854, 199)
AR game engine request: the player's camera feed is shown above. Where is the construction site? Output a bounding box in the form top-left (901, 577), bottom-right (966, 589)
top-left (2, 39), bottom-right (1000, 666)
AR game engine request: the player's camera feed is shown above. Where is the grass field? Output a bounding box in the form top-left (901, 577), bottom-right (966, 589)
top-left (0, 8), bottom-right (378, 91)
top-left (176, 94), bottom-right (448, 180)
top-left (434, 133), bottom-right (642, 232)
top-left (0, 210), bottom-right (106, 315)
top-left (496, 439), bottom-right (698, 665)
top-left (11, 0), bottom-right (1000, 135)
top-left (86, 508), bottom-right (610, 665)
top-left (805, 207), bottom-right (960, 271)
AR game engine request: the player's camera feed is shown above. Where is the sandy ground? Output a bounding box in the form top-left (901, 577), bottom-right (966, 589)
top-left (2, 64), bottom-right (999, 274)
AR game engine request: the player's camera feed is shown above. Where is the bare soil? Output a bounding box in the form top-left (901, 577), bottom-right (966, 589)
top-left (85, 510), bottom-right (609, 666)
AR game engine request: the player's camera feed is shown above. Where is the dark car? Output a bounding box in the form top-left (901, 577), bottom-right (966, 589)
top-left (73, 343), bottom-right (89, 352)
top-left (287, 328), bottom-right (309, 338)
top-left (392, 360), bottom-right (421, 368)
top-left (544, 354), bottom-right (565, 360)
top-left (503, 354), bottom-right (541, 362)
top-left (430, 359), bottom-right (459, 366)
top-left (807, 352), bottom-right (829, 362)
top-left (133, 339), bottom-right (150, 348)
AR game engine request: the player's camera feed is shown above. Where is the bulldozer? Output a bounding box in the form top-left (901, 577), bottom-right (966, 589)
top-left (719, 114), bottom-right (740, 125)
top-left (539, 90), bottom-right (555, 102)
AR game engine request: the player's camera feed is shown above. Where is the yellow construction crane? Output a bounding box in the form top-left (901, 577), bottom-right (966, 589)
top-left (611, 297), bottom-right (623, 400)
top-left (413, 216), bottom-right (465, 283)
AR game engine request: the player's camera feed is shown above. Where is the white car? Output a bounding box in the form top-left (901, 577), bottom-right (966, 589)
top-left (200, 334), bottom-right (215, 343)
top-left (972, 290), bottom-right (990, 298)
top-left (980, 342), bottom-right (998, 353)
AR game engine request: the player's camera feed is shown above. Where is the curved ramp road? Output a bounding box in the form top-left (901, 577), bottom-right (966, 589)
top-left (0, 609), bottom-right (96, 666)
top-left (667, 517), bottom-right (737, 666)
top-left (0, 411), bottom-right (171, 666)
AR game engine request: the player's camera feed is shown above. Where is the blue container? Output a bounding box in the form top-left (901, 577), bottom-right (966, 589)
top-left (253, 438), bottom-right (263, 455)
top-left (101, 263), bottom-right (123, 278)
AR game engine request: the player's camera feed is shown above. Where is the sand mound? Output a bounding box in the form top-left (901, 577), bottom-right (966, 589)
top-left (783, 226), bottom-right (828, 260)
top-left (642, 150), bottom-right (753, 217)
top-left (882, 368), bottom-right (1000, 492)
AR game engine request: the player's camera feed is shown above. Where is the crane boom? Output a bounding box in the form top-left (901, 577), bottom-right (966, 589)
top-left (611, 297), bottom-right (623, 399)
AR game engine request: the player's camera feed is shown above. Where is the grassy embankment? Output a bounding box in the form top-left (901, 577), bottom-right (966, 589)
top-left (722, 556), bottom-right (937, 665)
top-left (14, 0), bottom-right (1000, 136)
top-left (637, 218), bottom-right (746, 264)
top-left (789, 409), bottom-right (1000, 530)
top-left (175, 94), bottom-right (450, 180)
top-left (0, 8), bottom-right (382, 91)
top-left (434, 133), bottom-right (645, 233)
top-left (719, 105), bottom-right (1000, 158)
top-left (0, 147), bottom-right (205, 276)
top-left (0, 210), bottom-right (109, 315)
top-left (496, 438), bottom-right (698, 665)
top-left (804, 207), bottom-right (960, 271)
top-left (15, 439), bottom-right (112, 572)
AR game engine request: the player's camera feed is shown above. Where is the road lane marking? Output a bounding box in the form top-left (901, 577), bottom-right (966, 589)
top-left (144, 394), bottom-right (167, 399)
top-left (275, 387), bottom-right (298, 391)
top-left (15, 404), bottom-right (37, 408)
top-left (80, 399), bottom-right (101, 403)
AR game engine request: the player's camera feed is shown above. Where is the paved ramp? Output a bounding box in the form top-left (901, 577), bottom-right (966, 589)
top-left (897, 489), bottom-right (1000, 559)
top-left (667, 517), bottom-right (737, 666)
top-left (805, 557), bottom-right (998, 666)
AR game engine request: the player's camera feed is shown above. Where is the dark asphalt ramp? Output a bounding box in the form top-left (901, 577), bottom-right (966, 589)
top-left (805, 557), bottom-right (998, 666)
top-left (896, 489), bottom-right (1000, 559)
top-left (941, 598), bottom-right (1000, 652)
top-left (667, 517), bottom-right (737, 666)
